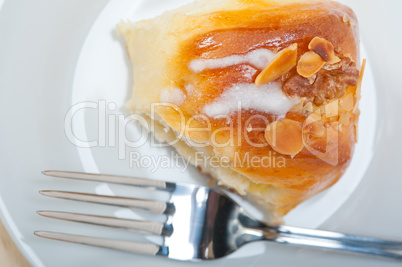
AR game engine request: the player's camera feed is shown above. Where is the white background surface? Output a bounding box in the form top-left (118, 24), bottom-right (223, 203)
top-left (1, 0), bottom-right (402, 266)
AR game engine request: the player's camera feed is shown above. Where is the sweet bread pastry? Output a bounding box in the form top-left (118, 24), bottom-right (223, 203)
top-left (118, 0), bottom-right (364, 223)
top-left (117, 0), bottom-right (365, 223)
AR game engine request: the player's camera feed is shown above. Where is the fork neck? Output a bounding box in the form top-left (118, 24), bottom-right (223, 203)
top-left (235, 211), bottom-right (280, 246)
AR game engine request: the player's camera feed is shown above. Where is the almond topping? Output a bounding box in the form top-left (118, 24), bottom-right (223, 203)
top-left (322, 61), bottom-right (342, 71)
top-left (354, 110), bottom-right (361, 142)
top-left (307, 74), bottom-right (317, 84)
top-left (255, 44), bottom-right (298, 86)
top-left (343, 14), bottom-right (356, 26)
top-left (303, 102), bottom-right (314, 115)
top-left (304, 113), bottom-right (324, 137)
top-left (325, 100), bottom-right (339, 118)
top-left (265, 119), bottom-right (304, 156)
top-left (290, 97), bottom-right (306, 113)
top-left (343, 14), bottom-right (350, 23)
top-left (313, 108), bottom-right (321, 116)
top-left (304, 120), bottom-right (326, 137)
top-left (354, 59), bottom-right (367, 113)
top-left (343, 53), bottom-right (352, 59)
top-left (297, 51), bottom-right (326, 78)
top-left (305, 113), bottom-right (321, 125)
top-left (308, 37), bottom-right (340, 64)
top-left (339, 113), bottom-right (352, 126)
top-left (340, 93), bottom-right (354, 111)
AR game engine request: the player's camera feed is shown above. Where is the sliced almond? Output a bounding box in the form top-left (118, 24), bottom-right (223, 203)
top-left (290, 97), bottom-right (306, 113)
top-left (343, 14), bottom-right (350, 23)
top-left (354, 96), bottom-right (361, 114)
top-left (329, 121), bottom-right (340, 131)
top-left (340, 93), bottom-right (354, 111)
top-left (354, 59), bottom-right (367, 113)
top-left (305, 113), bottom-right (321, 125)
top-left (297, 51), bottom-right (326, 78)
top-left (343, 53), bottom-right (355, 63)
top-left (308, 37), bottom-right (340, 64)
top-left (343, 14), bottom-right (356, 26)
top-left (255, 44), bottom-right (298, 86)
top-left (303, 102), bottom-right (314, 115)
top-left (322, 61), bottom-right (342, 71)
top-left (313, 108), bottom-right (322, 117)
top-left (265, 119), bottom-right (304, 156)
top-left (320, 106), bottom-right (326, 116)
top-left (343, 53), bottom-right (352, 59)
top-left (304, 113), bottom-right (325, 137)
top-left (304, 121), bottom-right (326, 137)
top-left (325, 100), bottom-right (339, 118)
top-left (339, 112), bottom-right (352, 126)
top-left (354, 110), bottom-right (361, 142)
top-left (307, 74), bottom-right (317, 84)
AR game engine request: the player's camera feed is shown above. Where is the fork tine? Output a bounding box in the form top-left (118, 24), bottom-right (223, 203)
top-left (42, 170), bottom-right (176, 192)
top-left (37, 211), bottom-right (173, 236)
top-left (39, 190), bottom-right (175, 215)
top-left (34, 231), bottom-right (168, 256)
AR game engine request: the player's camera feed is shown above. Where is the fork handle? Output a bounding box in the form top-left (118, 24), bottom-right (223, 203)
top-left (277, 225), bottom-right (402, 250)
top-left (248, 226), bottom-right (402, 260)
top-left (267, 233), bottom-right (402, 260)
top-left (240, 212), bottom-right (402, 259)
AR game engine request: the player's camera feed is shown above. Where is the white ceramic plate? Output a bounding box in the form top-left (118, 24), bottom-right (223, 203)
top-left (2, 1), bottom-right (402, 267)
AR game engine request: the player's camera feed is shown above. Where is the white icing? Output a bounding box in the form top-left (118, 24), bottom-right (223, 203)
top-left (184, 84), bottom-right (195, 94)
top-left (189, 49), bottom-right (276, 73)
top-left (203, 82), bottom-right (299, 117)
top-left (160, 88), bottom-right (186, 106)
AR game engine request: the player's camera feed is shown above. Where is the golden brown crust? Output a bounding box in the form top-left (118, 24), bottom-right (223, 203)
top-left (171, 0), bottom-right (359, 112)
top-left (179, 1), bottom-right (359, 60)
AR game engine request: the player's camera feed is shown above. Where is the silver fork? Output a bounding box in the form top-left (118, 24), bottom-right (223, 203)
top-left (35, 170), bottom-right (402, 261)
